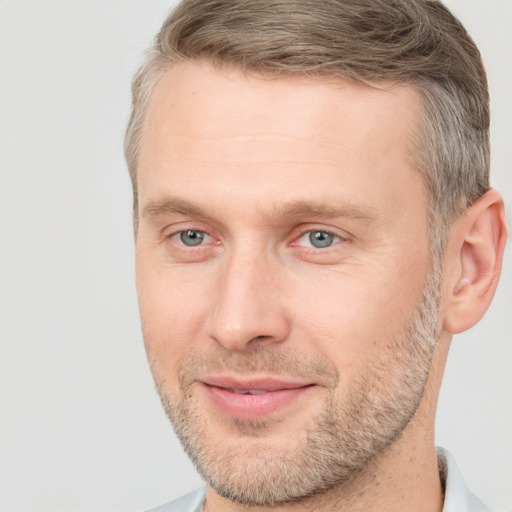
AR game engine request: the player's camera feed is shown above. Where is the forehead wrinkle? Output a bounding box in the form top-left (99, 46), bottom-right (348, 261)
top-left (160, 160), bottom-right (348, 167)
top-left (157, 133), bottom-right (351, 166)
top-left (165, 133), bottom-right (344, 148)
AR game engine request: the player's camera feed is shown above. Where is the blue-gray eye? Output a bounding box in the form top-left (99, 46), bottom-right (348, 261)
top-left (180, 230), bottom-right (206, 246)
top-left (308, 231), bottom-right (337, 248)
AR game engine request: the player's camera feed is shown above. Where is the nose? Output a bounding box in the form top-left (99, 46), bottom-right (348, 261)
top-left (206, 247), bottom-right (291, 351)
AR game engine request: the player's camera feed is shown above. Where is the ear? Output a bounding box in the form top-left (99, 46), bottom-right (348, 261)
top-left (443, 189), bottom-right (508, 334)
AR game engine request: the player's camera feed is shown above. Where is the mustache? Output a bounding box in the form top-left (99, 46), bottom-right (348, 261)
top-left (176, 346), bottom-right (339, 387)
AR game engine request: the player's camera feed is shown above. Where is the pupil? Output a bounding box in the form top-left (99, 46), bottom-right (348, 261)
top-left (309, 231), bottom-right (334, 248)
top-left (180, 230), bottom-right (204, 246)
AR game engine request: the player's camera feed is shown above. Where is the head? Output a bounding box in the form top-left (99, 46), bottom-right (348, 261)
top-left (127, 0), bottom-right (507, 508)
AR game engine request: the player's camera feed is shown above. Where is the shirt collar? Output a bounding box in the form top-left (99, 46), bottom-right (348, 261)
top-left (438, 447), bottom-right (493, 512)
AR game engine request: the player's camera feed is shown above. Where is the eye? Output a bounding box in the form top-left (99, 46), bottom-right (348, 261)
top-left (176, 230), bottom-right (211, 247)
top-left (298, 230), bottom-right (341, 249)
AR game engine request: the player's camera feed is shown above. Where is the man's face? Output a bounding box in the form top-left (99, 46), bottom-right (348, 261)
top-left (136, 63), bottom-right (439, 505)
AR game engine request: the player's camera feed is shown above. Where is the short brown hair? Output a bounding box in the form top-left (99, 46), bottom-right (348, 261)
top-left (125, 0), bottom-right (490, 252)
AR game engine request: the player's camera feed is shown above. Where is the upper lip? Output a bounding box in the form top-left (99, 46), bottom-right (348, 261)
top-left (201, 375), bottom-right (314, 392)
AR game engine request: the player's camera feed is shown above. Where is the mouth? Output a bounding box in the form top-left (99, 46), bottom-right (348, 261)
top-left (199, 376), bottom-right (316, 420)
top-left (230, 389), bottom-right (270, 394)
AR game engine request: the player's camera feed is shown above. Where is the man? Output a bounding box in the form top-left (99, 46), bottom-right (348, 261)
top-left (125, 1), bottom-right (507, 511)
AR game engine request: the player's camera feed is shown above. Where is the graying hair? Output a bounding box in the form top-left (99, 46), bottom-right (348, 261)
top-left (125, 0), bottom-right (490, 253)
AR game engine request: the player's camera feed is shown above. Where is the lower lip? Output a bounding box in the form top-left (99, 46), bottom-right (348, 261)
top-left (202, 384), bottom-right (314, 420)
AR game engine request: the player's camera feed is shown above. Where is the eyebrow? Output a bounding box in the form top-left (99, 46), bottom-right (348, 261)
top-left (273, 200), bottom-right (378, 222)
top-left (141, 196), bottom-right (379, 223)
top-left (142, 197), bottom-right (207, 219)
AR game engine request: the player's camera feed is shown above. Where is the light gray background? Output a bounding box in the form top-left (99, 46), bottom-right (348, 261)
top-left (0, 1), bottom-right (510, 511)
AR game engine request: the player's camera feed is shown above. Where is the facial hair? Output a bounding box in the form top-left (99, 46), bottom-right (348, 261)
top-left (146, 262), bottom-right (441, 507)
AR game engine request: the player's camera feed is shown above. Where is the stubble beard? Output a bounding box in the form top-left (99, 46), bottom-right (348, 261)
top-left (147, 263), bottom-right (441, 507)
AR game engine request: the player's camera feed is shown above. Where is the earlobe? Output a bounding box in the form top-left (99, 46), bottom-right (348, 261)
top-left (443, 189), bottom-right (508, 334)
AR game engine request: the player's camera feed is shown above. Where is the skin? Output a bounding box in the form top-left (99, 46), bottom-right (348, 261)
top-left (135, 62), bottom-right (507, 512)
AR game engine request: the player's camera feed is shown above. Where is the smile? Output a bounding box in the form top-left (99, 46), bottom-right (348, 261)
top-left (200, 376), bottom-right (316, 420)
top-left (232, 389), bottom-right (268, 394)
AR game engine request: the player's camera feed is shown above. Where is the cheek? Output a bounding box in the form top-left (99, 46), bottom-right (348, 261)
top-left (136, 255), bottom-right (212, 368)
top-left (290, 264), bottom-right (426, 372)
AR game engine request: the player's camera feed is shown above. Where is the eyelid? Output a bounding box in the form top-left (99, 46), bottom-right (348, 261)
top-left (162, 223), bottom-right (350, 251)
top-left (300, 230), bottom-right (339, 248)
top-left (168, 229), bottom-right (213, 244)
top-left (290, 226), bottom-right (350, 247)
top-left (161, 218), bottom-right (216, 238)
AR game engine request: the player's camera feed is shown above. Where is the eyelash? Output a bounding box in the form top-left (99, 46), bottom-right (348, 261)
top-left (295, 229), bottom-right (342, 249)
top-left (167, 229), bottom-right (214, 247)
top-left (167, 228), bottom-right (346, 250)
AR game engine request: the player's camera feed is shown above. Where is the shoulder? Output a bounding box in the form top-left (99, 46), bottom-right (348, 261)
top-left (144, 487), bottom-right (207, 512)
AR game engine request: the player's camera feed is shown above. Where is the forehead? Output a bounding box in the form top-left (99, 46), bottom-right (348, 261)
top-left (138, 61), bottom-right (424, 222)
top-left (142, 61), bottom-right (421, 145)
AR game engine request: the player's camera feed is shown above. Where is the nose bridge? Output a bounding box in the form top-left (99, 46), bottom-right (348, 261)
top-left (207, 240), bottom-right (289, 350)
